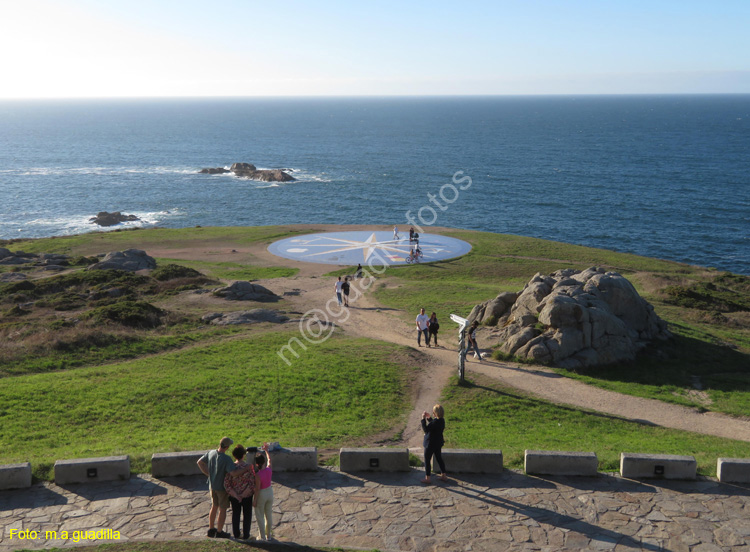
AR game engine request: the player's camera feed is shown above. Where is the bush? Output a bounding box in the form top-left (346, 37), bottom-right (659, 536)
top-left (151, 264), bottom-right (203, 281)
top-left (664, 281), bottom-right (749, 313)
top-left (0, 280), bottom-right (35, 296)
top-left (70, 256), bottom-right (99, 266)
top-left (84, 301), bottom-right (165, 328)
top-left (3, 305), bottom-right (31, 317)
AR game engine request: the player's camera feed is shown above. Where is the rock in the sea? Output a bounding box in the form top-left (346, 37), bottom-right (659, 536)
top-left (203, 309), bottom-right (289, 325)
top-left (87, 249), bottom-right (157, 272)
top-left (230, 163), bottom-right (257, 172)
top-left (231, 163), bottom-right (295, 182)
top-left (199, 167), bottom-right (230, 174)
top-left (90, 211), bottom-right (141, 227)
top-left (213, 281), bottom-right (279, 302)
top-left (476, 267), bottom-right (671, 368)
top-left (200, 163), bottom-right (295, 181)
top-left (245, 169), bottom-right (295, 182)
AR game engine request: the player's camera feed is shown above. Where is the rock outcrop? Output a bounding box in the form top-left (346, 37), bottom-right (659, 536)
top-left (213, 281), bottom-right (279, 302)
top-left (198, 163), bottom-right (295, 182)
top-left (198, 167), bottom-right (230, 174)
top-left (89, 211), bottom-right (141, 227)
top-left (202, 309), bottom-right (289, 325)
top-left (87, 249), bottom-right (157, 272)
top-left (0, 272), bottom-right (27, 282)
top-left (468, 291), bottom-right (519, 325)
top-left (0, 251), bottom-right (40, 266)
top-left (231, 163), bottom-right (256, 172)
top-left (478, 267), bottom-right (671, 369)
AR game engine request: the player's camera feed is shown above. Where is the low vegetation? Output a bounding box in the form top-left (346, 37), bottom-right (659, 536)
top-left (662, 272), bottom-right (750, 313)
top-left (442, 375), bottom-right (750, 476)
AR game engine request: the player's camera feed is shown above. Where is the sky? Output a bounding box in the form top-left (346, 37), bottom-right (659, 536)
top-left (1, 0), bottom-right (749, 98)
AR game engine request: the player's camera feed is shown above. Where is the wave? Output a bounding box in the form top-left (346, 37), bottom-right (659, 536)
top-left (2, 209), bottom-right (184, 239)
top-left (8, 166), bottom-right (198, 177)
top-left (256, 167), bottom-right (334, 183)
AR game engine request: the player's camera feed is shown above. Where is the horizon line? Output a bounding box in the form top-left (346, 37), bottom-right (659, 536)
top-left (2, 92), bottom-right (750, 102)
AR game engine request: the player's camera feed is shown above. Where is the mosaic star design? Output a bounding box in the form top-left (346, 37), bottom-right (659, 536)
top-left (268, 231), bottom-right (472, 266)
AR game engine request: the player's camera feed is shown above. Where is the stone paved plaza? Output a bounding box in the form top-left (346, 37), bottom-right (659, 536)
top-left (2, 468), bottom-right (750, 551)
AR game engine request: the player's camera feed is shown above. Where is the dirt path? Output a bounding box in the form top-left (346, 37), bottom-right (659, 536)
top-left (263, 270), bottom-right (750, 447)
top-left (152, 228), bottom-right (750, 447)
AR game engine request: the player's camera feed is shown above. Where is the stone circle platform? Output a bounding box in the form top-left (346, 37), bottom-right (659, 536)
top-left (268, 231), bottom-right (472, 265)
top-left (2, 467), bottom-right (750, 551)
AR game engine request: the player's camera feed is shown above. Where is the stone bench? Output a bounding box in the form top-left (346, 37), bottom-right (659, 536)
top-left (152, 451), bottom-right (208, 478)
top-left (0, 462), bottom-right (32, 490)
top-left (620, 453), bottom-right (696, 480)
top-left (525, 450), bottom-right (598, 476)
top-left (261, 447), bottom-right (317, 472)
top-left (340, 447), bottom-right (410, 472)
top-left (437, 449), bottom-right (503, 474)
top-left (54, 456), bottom-right (130, 485)
top-left (717, 458), bottom-right (750, 483)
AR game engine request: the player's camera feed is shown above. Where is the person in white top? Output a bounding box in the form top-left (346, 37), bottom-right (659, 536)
top-left (334, 277), bottom-right (343, 306)
top-left (393, 226), bottom-right (400, 240)
top-left (415, 307), bottom-right (430, 347)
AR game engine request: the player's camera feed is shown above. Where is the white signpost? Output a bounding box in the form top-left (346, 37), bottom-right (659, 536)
top-left (450, 314), bottom-right (469, 382)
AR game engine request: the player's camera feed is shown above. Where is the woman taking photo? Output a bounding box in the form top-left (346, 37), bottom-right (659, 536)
top-left (421, 404), bottom-right (447, 484)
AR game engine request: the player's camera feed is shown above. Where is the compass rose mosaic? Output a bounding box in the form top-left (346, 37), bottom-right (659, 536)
top-left (268, 231), bottom-right (472, 265)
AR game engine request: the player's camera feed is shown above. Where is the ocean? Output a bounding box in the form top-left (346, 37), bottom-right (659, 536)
top-left (0, 95), bottom-right (748, 274)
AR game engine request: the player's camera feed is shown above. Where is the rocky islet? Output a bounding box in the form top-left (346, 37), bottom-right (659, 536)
top-left (199, 162), bottom-right (295, 182)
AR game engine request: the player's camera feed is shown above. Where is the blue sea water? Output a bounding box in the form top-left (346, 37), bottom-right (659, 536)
top-left (0, 96), bottom-right (748, 274)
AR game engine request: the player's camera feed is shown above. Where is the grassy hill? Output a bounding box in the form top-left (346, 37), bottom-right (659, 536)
top-left (1, 225), bottom-right (748, 478)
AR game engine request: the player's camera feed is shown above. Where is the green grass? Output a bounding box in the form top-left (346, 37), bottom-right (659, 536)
top-left (367, 228), bottom-right (749, 417)
top-left (442, 375), bottom-right (750, 476)
top-left (0, 226), bottom-right (312, 255)
top-left (551, 327), bottom-right (750, 416)
top-left (155, 258), bottom-right (298, 280)
top-left (372, 229), bottom-right (691, 320)
top-left (0, 331), bottom-right (415, 481)
top-left (0, 327), bottom-right (240, 377)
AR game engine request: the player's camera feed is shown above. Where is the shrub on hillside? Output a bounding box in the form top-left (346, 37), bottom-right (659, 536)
top-left (84, 301), bottom-right (164, 328)
top-left (3, 305), bottom-right (31, 317)
top-left (151, 264), bottom-right (203, 281)
top-left (664, 274), bottom-right (750, 313)
top-left (70, 256), bottom-right (99, 266)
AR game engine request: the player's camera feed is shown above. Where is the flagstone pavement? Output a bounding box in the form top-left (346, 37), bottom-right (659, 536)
top-left (2, 467), bottom-right (750, 552)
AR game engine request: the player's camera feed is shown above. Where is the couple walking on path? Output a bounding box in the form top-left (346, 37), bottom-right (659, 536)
top-left (415, 307), bottom-right (440, 347)
top-left (335, 276), bottom-right (351, 307)
top-left (197, 437), bottom-right (275, 541)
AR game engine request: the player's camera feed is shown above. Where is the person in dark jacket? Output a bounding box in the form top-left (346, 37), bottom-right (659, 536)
top-left (428, 312), bottom-right (440, 347)
top-left (420, 404), bottom-right (447, 484)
